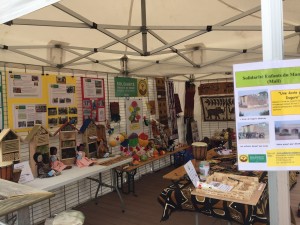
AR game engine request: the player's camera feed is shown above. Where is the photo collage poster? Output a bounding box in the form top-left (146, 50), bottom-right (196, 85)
top-left (81, 77), bottom-right (105, 122)
top-left (234, 59), bottom-right (300, 171)
top-left (7, 73), bottom-right (77, 130)
top-left (47, 76), bottom-right (78, 127)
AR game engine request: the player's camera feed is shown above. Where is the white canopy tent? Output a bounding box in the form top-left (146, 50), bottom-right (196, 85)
top-left (0, 0), bottom-right (300, 80)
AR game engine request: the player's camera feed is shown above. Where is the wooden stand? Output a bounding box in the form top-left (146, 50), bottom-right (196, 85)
top-left (0, 129), bottom-right (20, 162)
top-left (54, 122), bottom-right (79, 165)
top-left (81, 120), bottom-right (98, 158)
top-left (25, 125), bottom-right (51, 177)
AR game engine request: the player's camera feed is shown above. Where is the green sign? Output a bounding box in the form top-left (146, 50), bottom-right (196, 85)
top-left (115, 77), bottom-right (137, 97)
top-left (235, 66), bottom-right (300, 88)
top-left (248, 154), bottom-right (267, 163)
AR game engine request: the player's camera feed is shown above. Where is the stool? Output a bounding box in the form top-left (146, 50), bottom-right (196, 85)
top-left (44, 210), bottom-right (85, 225)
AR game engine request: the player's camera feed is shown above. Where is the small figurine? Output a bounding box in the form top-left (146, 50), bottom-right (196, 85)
top-left (76, 144), bottom-right (94, 168)
top-left (49, 147), bottom-right (72, 172)
top-left (97, 139), bottom-right (109, 158)
top-left (33, 152), bottom-right (61, 178)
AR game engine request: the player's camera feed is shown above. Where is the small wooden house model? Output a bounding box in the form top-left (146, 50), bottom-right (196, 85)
top-left (79, 119), bottom-right (98, 158)
top-left (54, 122), bottom-right (79, 165)
top-left (25, 125), bottom-right (51, 177)
top-left (0, 128), bottom-right (20, 162)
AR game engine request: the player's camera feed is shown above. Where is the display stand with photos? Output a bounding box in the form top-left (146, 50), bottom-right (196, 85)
top-left (0, 128), bottom-right (20, 162)
top-left (25, 125), bottom-right (52, 177)
top-left (54, 122), bottom-right (79, 165)
top-left (80, 119), bottom-right (98, 158)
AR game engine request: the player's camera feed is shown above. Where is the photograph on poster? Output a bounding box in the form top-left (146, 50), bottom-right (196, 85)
top-left (98, 108), bottom-right (105, 122)
top-left (275, 120), bottom-right (300, 140)
top-left (83, 100), bottom-right (91, 107)
top-left (27, 121), bottom-right (34, 127)
top-left (96, 88), bottom-right (102, 95)
top-left (18, 121), bottom-right (26, 127)
top-left (98, 99), bottom-right (105, 107)
top-left (68, 107), bottom-right (77, 114)
top-left (69, 116), bottom-right (78, 124)
top-left (52, 98), bottom-right (58, 104)
top-left (48, 118), bottom-right (58, 126)
top-left (48, 108), bottom-right (57, 116)
top-left (32, 75), bottom-right (39, 81)
top-left (238, 89), bottom-right (269, 117)
top-left (237, 121), bottom-right (269, 144)
top-left (59, 98), bottom-right (65, 104)
top-left (95, 80), bottom-right (102, 88)
top-left (92, 100), bottom-right (97, 110)
top-left (59, 116), bottom-right (68, 124)
top-left (56, 76), bottom-right (66, 84)
top-left (35, 120), bottom-right (42, 124)
top-left (66, 86), bottom-right (75, 93)
top-left (35, 105), bottom-right (47, 113)
top-left (91, 111), bottom-right (97, 120)
top-left (13, 87), bottom-right (21, 93)
top-left (58, 107), bottom-right (68, 115)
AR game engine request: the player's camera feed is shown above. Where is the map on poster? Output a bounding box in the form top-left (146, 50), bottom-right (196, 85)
top-left (8, 73), bottom-right (41, 98)
top-left (233, 59), bottom-right (300, 171)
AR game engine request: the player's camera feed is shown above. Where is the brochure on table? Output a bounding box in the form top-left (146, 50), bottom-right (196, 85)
top-left (234, 59), bottom-right (300, 171)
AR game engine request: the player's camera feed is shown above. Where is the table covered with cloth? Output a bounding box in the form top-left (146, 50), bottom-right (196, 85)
top-left (157, 152), bottom-right (297, 225)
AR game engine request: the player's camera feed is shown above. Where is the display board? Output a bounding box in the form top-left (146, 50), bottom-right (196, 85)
top-left (7, 73), bottom-right (77, 131)
top-left (234, 59), bottom-right (300, 171)
top-left (81, 77), bottom-right (105, 122)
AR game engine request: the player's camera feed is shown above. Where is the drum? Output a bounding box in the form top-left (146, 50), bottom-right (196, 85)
top-left (192, 142), bottom-right (208, 160)
top-left (0, 161), bottom-right (14, 181)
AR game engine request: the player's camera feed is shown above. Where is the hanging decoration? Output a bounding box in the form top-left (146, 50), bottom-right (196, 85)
top-left (166, 80), bottom-right (178, 139)
top-left (184, 81), bottom-right (196, 123)
top-left (200, 96), bottom-right (235, 121)
top-left (155, 78), bottom-right (168, 126)
top-left (110, 102), bottom-right (120, 122)
top-left (125, 99), bottom-right (143, 133)
top-left (174, 94), bottom-right (182, 115)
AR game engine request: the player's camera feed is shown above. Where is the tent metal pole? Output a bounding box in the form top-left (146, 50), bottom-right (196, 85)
top-left (63, 46), bottom-right (140, 56)
top-left (7, 48), bottom-right (55, 66)
top-left (9, 19), bottom-right (296, 32)
top-left (148, 30), bottom-right (197, 66)
top-left (63, 48), bottom-right (121, 72)
top-left (10, 19), bottom-right (140, 30)
top-left (261, 1), bottom-right (290, 224)
top-left (62, 30), bottom-right (140, 67)
top-left (148, 25), bottom-right (295, 31)
top-left (150, 5), bottom-right (261, 55)
top-left (53, 3), bottom-right (143, 54)
top-left (141, 0), bottom-right (148, 55)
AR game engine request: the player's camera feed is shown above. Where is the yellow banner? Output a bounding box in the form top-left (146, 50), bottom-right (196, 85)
top-left (271, 89), bottom-right (300, 116)
top-left (267, 149), bottom-right (300, 166)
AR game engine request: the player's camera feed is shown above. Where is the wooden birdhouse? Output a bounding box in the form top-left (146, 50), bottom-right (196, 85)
top-left (80, 119), bottom-right (98, 158)
top-left (0, 128), bottom-right (20, 162)
top-left (25, 125), bottom-right (51, 177)
top-left (54, 122), bottom-right (79, 165)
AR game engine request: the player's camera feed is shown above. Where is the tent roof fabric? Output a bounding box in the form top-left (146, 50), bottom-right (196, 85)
top-left (0, 0), bottom-right (299, 79)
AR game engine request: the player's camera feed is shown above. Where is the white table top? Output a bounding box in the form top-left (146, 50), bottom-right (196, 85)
top-left (25, 156), bottom-right (132, 191)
